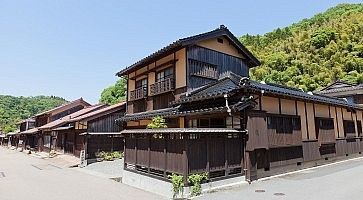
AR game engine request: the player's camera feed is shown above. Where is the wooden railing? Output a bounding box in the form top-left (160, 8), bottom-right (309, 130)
top-left (150, 78), bottom-right (175, 96)
top-left (130, 86), bottom-right (147, 101)
top-left (192, 66), bottom-right (219, 80)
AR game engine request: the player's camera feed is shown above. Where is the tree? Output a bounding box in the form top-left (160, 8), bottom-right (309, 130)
top-left (240, 3), bottom-right (363, 92)
top-left (0, 95), bottom-right (66, 133)
top-left (147, 116), bottom-right (168, 129)
top-left (100, 76), bottom-right (127, 105)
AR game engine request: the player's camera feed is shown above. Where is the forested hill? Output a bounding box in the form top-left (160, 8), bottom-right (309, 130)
top-left (240, 3), bottom-right (363, 92)
top-left (0, 95), bottom-right (67, 133)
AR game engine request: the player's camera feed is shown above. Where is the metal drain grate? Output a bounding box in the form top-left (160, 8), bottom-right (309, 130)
top-left (255, 189), bottom-right (266, 193)
top-left (0, 172), bottom-right (5, 178)
top-left (274, 193), bottom-right (285, 196)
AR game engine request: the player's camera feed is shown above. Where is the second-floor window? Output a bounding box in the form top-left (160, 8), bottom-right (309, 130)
top-left (130, 78), bottom-right (148, 101)
top-left (135, 78), bottom-right (147, 89)
top-left (156, 67), bottom-right (174, 82)
top-left (150, 67), bottom-right (175, 96)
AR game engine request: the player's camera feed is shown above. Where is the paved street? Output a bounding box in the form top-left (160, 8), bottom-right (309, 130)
top-left (2, 146), bottom-right (363, 200)
top-left (0, 147), bottom-right (165, 200)
top-left (197, 157), bottom-right (363, 200)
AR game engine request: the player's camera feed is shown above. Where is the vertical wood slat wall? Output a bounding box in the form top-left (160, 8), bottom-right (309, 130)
top-left (124, 133), bottom-right (244, 180)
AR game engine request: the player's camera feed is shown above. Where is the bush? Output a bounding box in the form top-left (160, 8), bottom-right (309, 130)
top-left (168, 173), bottom-right (184, 199)
top-left (188, 173), bottom-right (208, 197)
top-left (111, 151), bottom-right (123, 159)
top-left (95, 151), bottom-right (123, 161)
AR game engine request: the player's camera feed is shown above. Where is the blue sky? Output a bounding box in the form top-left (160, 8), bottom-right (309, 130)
top-left (0, 0), bottom-right (361, 103)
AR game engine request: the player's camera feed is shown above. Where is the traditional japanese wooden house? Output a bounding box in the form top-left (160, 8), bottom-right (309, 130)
top-left (7, 130), bottom-right (20, 148)
top-left (115, 25), bottom-right (363, 196)
top-left (38, 104), bottom-right (105, 155)
top-left (0, 132), bottom-right (6, 146)
top-left (16, 118), bottom-right (36, 150)
top-left (18, 98), bottom-right (91, 152)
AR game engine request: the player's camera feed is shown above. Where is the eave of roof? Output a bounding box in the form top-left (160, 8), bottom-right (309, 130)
top-left (116, 25), bottom-right (260, 76)
top-left (69, 102), bottom-right (126, 123)
top-left (38, 104), bottom-right (106, 130)
top-left (35, 98), bottom-right (91, 117)
top-left (79, 132), bottom-right (122, 135)
top-left (19, 127), bottom-right (39, 135)
top-left (120, 128), bottom-right (243, 134)
top-left (316, 85), bottom-right (363, 95)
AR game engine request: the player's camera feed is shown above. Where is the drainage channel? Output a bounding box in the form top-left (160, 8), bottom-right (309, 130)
top-left (31, 164), bottom-right (62, 170)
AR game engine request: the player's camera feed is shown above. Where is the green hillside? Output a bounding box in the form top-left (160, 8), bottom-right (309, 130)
top-left (0, 95), bottom-right (67, 133)
top-left (240, 3), bottom-right (363, 92)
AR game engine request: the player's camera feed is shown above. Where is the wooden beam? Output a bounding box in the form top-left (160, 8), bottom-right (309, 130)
top-left (259, 95), bottom-right (262, 111)
top-left (305, 102), bottom-right (309, 140)
top-left (224, 135), bottom-right (228, 176)
top-left (341, 108), bottom-right (345, 137)
top-left (335, 106), bottom-right (340, 138)
top-left (164, 134), bottom-right (167, 178)
top-left (183, 134), bottom-right (188, 184)
top-left (148, 135), bottom-right (151, 173)
top-left (206, 134), bottom-right (210, 178)
top-left (313, 103), bottom-right (317, 139)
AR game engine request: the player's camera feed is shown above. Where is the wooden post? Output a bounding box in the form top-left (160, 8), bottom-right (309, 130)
top-left (84, 135), bottom-right (88, 159)
top-left (164, 134), bottom-right (167, 178)
top-left (148, 135), bottom-right (151, 173)
top-left (73, 132), bottom-right (76, 154)
top-left (111, 135), bottom-right (114, 152)
top-left (135, 135), bottom-right (138, 166)
top-left (206, 133), bottom-right (210, 178)
top-left (224, 135), bottom-right (228, 176)
top-left (183, 134), bottom-right (188, 184)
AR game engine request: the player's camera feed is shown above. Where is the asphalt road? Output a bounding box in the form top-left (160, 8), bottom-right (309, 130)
top-left (0, 147), bottom-right (166, 200)
top-left (197, 157), bottom-right (363, 200)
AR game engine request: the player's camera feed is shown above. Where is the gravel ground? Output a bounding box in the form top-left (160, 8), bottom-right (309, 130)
top-left (82, 158), bottom-right (124, 178)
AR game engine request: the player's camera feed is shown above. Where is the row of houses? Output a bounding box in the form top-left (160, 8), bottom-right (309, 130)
top-left (4, 98), bottom-right (125, 163)
top-left (3, 25), bottom-right (363, 197)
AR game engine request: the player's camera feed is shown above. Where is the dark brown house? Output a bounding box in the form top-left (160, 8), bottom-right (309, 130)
top-left (115, 25), bottom-right (363, 196)
top-left (38, 104), bottom-right (105, 155)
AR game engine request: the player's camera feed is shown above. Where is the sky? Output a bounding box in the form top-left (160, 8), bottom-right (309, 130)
top-left (0, 0), bottom-right (362, 104)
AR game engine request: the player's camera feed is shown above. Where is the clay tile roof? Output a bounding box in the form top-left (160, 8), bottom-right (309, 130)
top-left (38, 104), bottom-right (106, 130)
top-left (174, 72), bottom-right (242, 104)
top-left (35, 98), bottom-right (91, 117)
top-left (316, 80), bottom-right (363, 95)
top-left (69, 102), bottom-right (126, 122)
top-left (246, 81), bottom-right (363, 109)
